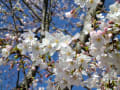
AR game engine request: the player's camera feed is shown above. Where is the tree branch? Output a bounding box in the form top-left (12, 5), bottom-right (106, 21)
top-left (0, 0), bottom-right (24, 26)
top-left (22, 0), bottom-right (42, 21)
top-left (16, 70), bottom-right (20, 89)
top-left (15, 0), bottom-right (50, 89)
top-left (42, 0), bottom-right (48, 31)
top-left (79, 0), bottom-right (105, 43)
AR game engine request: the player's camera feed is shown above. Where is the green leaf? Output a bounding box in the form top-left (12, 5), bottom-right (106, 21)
top-left (14, 55), bottom-right (19, 59)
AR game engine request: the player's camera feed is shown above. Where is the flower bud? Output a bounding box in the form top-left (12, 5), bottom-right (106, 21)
top-left (109, 21), bottom-right (114, 24)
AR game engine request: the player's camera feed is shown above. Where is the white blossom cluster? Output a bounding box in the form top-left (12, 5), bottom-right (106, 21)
top-left (74, 0), bottom-right (100, 9)
top-left (16, 31), bottom-right (47, 69)
top-left (13, 30), bottom-right (95, 89)
top-left (89, 29), bottom-right (120, 71)
top-left (53, 53), bottom-right (92, 89)
top-left (1, 0), bottom-right (120, 90)
top-left (107, 2), bottom-right (120, 24)
top-left (1, 28), bottom-right (120, 89)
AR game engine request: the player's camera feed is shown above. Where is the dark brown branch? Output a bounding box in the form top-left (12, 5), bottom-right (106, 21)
top-left (77, 0), bottom-right (105, 89)
top-left (22, 0), bottom-right (42, 21)
top-left (16, 66), bottom-right (38, 89)
top-left (15, 0), bottom-right (50, 89)
top-left (79, 0), bottom-right (105, 43)
top-left (19, 60), bottom-right (29, 90)
top-left (46, 0), bottom-right (52, 31)
top-left (0, 28), bottom-right (28, 33)
top-left (9, 0), bottom-right (18, 32)
top-left (42, 0), bottom-right (48, 31)
top-left (16, 70), bottom-right (20, 88)
top-left (30, 0), bottom-right (42, 12)
top-left (0, 0), bottom-right (24, 26)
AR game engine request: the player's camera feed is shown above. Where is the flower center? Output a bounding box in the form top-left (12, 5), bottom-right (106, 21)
top-left (48, 45), bottom-right (52, 48)
top-left (66, 52), bottom-right (71, 56)
top-left (114, 8), bottom-right (118, 12)
top-left (80, 58), bottom-right (84, 63)
top-left (89, 0), bottom-right (94, 4)
top-left (29, 36), bottom-right (33, 40)
top-left (35, 46), bottom-right (39, 50)
top-left (96, 37), bottom-right (101, 42)
top-left (55, 40), bottom-right (59, 43)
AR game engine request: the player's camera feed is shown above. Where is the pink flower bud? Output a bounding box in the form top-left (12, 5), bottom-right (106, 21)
top-left (108, 21), bottom-right (114, 24)
top-left (65, 9), bottom-right (76, 18)
top-left (116, 0), bottom-right (120, 3)
top-left (45, 74), bottom-right (49, 78)
top-left (104, 27), bottom-right (108, 32)
top-left (70, 9), bottom-right (76, 14)
top-left (10, 63), bottom-right (14, 69)
top-left (108, 25), bottom-right (112, 28)
top-left (51, 60), bottom-right (55, 63)
top-left (32, 66), bottom-right (36, 71)
top-left (97, 21), bottom-right (101, 24)
top-left (17, 68), bottom-right (20, 71)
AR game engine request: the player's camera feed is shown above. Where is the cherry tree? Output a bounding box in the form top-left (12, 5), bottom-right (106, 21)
top-left (0, 0), bottom-right (120, 90)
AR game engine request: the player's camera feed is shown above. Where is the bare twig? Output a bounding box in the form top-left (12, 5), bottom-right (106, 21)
top-left (22, 0), bottom-right (42, 21)
top-left (16, 70), bottom-right (20, 88)
top-left (15, 0), bottom-right (50, 89)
